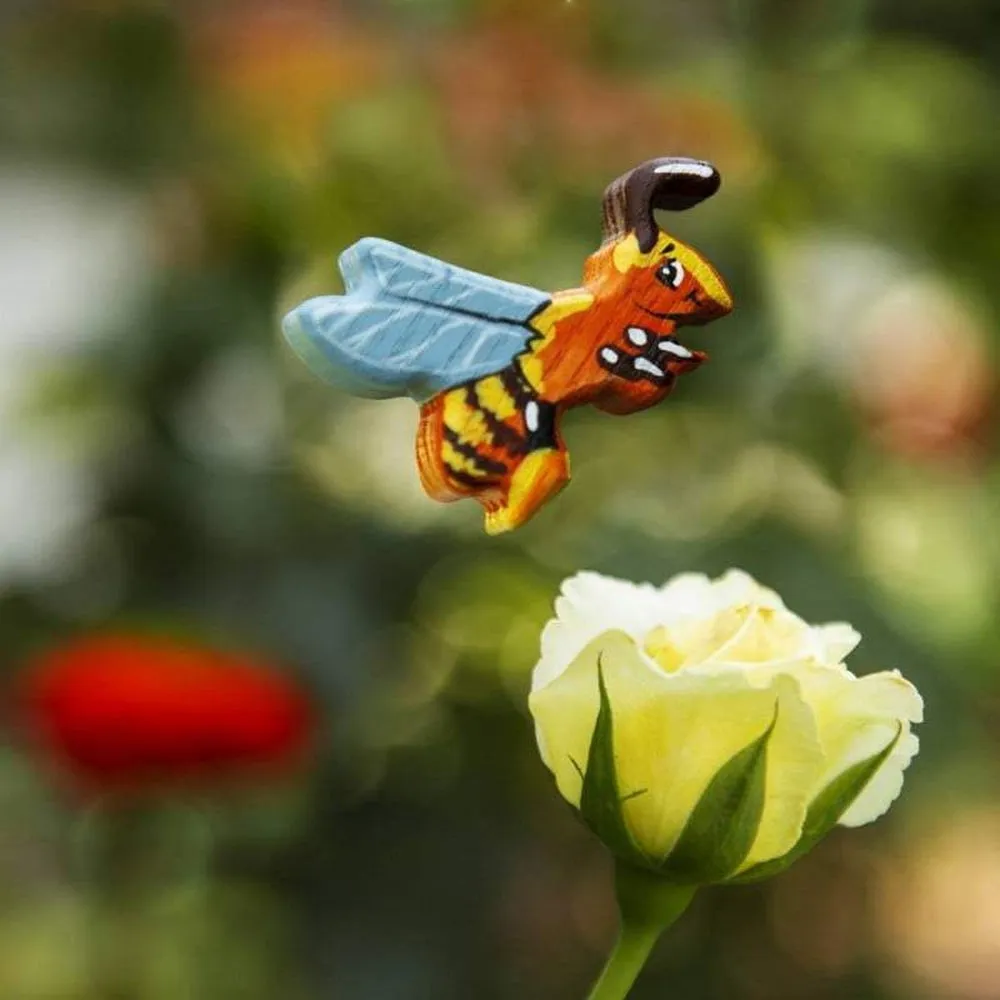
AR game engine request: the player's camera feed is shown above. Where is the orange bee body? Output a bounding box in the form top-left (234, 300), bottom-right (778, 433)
top-left (284, 158), bottom-right (733, 533)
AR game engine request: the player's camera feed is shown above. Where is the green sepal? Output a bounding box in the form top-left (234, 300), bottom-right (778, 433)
top-left (577, 660), bottom-right (651, 871)
top-left (731, 723), bottom-right (903, 884)
top-left (658, 706), bottom-right (777, 885)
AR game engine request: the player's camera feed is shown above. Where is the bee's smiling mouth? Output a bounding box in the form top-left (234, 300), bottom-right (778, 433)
top-left (638, 304), bottom-right (711, 327)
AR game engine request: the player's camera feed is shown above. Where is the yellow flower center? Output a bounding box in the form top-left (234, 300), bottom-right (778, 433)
top-left (642, 625), bottom-right (686, 673)
top-left (643, 604), bottom-right (807, 673)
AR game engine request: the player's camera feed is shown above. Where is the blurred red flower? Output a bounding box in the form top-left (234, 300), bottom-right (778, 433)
top-left (19, 635), bottom-right (314, 791)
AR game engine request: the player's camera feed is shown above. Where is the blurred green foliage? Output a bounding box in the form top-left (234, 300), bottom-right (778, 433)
top-left (0, 0), bottom-right (997, 997)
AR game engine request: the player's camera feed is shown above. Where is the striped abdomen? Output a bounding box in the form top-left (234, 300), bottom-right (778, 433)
top-left (416, 362), bottom-right (557, 500)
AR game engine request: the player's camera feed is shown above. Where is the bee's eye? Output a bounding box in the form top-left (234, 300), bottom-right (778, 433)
top-left (656, 260), bottom-right (685, 289)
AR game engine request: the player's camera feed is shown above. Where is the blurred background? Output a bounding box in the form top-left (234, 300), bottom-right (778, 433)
top-left (0, 0), bottom-right (997, 997)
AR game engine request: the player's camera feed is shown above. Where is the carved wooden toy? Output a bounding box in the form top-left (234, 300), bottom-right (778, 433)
top-left (283, 157), bottom-right (733, 534)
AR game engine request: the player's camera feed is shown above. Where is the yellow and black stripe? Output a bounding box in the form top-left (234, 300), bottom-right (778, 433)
top-left (437, 362), bottom-right (557, 492)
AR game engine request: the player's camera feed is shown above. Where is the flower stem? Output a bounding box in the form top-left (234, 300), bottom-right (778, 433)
top-left (586, 866), bottom-right (696, 1000)
top-left (586, 920), bottom-right (663, 1000)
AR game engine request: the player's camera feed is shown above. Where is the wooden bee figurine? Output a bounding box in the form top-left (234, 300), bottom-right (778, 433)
top-left (283, 157), bottom-right (733, 534)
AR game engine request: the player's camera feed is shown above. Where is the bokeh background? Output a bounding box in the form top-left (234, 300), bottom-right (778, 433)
top-left (0, 0), bottom-right (998, 997)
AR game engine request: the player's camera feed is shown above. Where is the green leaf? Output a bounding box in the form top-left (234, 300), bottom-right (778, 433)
top-left (732, 723), bottom-right (903, 884)
top-left (658, 706), bottom-right (777, 885)
top-left (578, 660), bottom-right (650, 870)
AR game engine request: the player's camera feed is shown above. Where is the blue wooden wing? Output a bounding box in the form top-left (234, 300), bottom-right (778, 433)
top-left (282, 237), bottom-right (551, 402)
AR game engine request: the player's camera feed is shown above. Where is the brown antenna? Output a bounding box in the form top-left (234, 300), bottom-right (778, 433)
top-left (601, 157), bottom-right (721, 252)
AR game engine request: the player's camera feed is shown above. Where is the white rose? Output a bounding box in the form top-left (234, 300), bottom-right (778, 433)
top-left (529, 569), bottom-right (923, 880)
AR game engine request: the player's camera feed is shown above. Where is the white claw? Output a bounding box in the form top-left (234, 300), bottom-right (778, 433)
top-left (659, 340), bottom-right (693, 359)
top-left (633, 357), bottom-right (665, 379)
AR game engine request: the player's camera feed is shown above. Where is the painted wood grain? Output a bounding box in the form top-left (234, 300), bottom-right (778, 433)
top-left (283, 157), bottom-right (734, 534)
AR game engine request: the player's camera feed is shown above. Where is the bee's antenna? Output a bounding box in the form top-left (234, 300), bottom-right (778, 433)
top-left (601, 158), bottom-right (721, 253)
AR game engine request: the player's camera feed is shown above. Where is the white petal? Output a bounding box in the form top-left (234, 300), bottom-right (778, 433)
top-left (793, 666), bottom-right (923, 826)
top-left (656, 572), bottom-right (716, 617)
top-left (713, 569), bottom-right (787, 611)
top-left (814, 622), bottom-right (862, 664)
top-left (706, 605), bottom-right (815, 667)
top-left (532, 572), bottom-right (666, 693)
top-left (839, 731), bottom-right (920, 827)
